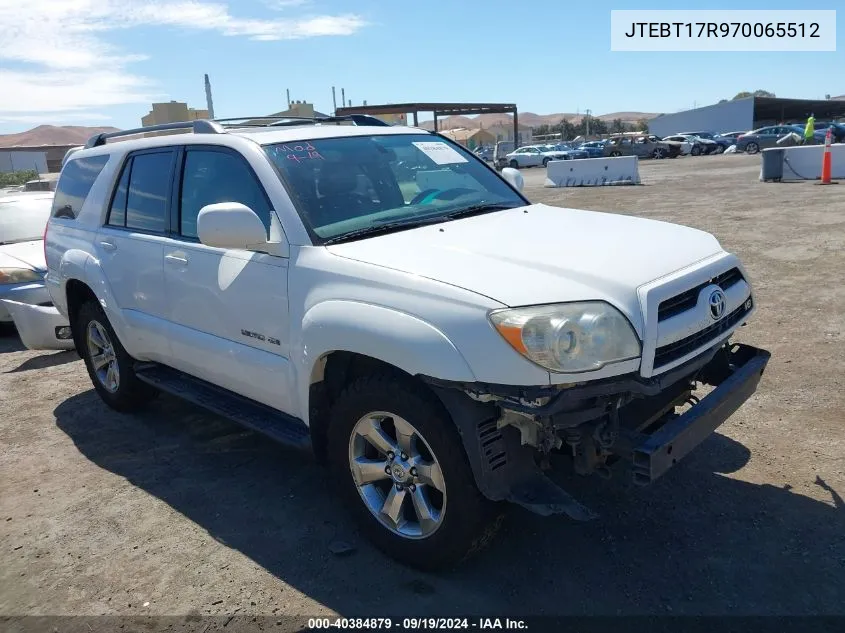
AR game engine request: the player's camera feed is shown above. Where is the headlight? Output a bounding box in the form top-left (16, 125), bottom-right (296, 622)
top-left (489, 302), bottom-right (641, 373)
top-left (0, 268), bottom-right (42, 285)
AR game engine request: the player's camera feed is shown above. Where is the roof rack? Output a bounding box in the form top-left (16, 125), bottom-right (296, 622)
top-left (85, 120), bottom-right (225, 148)
top-left (84, 113), bottom-right (393, 148)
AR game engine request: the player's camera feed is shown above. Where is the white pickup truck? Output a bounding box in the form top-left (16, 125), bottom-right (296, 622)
top-left (43, 116), bottom-right (770, 570)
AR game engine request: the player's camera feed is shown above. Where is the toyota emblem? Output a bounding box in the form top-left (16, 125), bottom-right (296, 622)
top-left (708, 289), bottom-right (727, 320)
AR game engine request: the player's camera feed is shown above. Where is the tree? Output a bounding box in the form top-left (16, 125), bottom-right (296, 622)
top-left (635, 118), bottom-right (650, 133)
top-left (0, 170), bottom-right (38, 188)
top-left (610, 118), bottom-right (626, 134)
top-left (732, 89), bottom-right (775, 100)
top-left (577, 115), bottom-right (607, 137)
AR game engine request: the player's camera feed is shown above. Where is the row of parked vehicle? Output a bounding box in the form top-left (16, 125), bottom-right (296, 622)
top-left (665, 122), bottom-right (845, 155)
top-left (483, 120), bottom-right (845, 169)
top-left (486, 131), bottom-right (742, 170)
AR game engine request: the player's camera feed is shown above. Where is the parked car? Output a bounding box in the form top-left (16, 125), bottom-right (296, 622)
top-left (0, 191), bottom-right (74, 349)
top-left (603, 135), bottom-right (680, 159)
top-left (678, 131), bottom-right (733, 153)
top-left (813, 121), bottom-right (845, 143)
top-left (505, 144), bottom-right (574, 168)
top-left (474, 146), bottom-right (493, 162)
top-left (662, 135), bottom-right (697, 156)
top-left (577, 140), bottom-right (607, 158)
top-left (540, 143), bottom-right (590, 160)
top-left (670, 134), bottom-right (720, 155)
top-left (44, 117), bottom-right (769, 570)
top-left (735, 125), bottom-right (821, 154)
top-left (718, 131), bottom-right (747, 144)
top-left (493, 141), bottom-right (515, 170)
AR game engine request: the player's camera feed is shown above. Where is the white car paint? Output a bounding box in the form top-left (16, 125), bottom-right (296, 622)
top-left (45, 123), bottom-right (756, 425)
top-left (0, 194), bottom-right (64, 334)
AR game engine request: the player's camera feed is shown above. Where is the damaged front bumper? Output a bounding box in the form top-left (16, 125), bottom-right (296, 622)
top-left (625, 344), bottom-right (769, 485)
top-left (424, 342), bottom-right (770, 520)
top-left (0, 299), bottom-right (75, 351)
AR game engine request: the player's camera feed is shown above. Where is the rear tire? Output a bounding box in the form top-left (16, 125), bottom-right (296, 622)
top-left (690, 145), bottom-right (701, 156)
top-left (327, 373), bottom-right (502, 570)
top-left (542, 157), bottom-right (550, 167)
top-left (75, 300), bottom-right (158, 412)
top-left (745, 142), bottom-right (760, 154)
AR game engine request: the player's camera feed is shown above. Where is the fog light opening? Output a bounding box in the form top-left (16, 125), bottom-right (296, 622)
top-left (55, 326), bottom-right (72, 340)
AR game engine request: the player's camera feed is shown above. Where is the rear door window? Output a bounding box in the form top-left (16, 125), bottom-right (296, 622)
top-left (107, 151), bottom-right (175, 233)
top-left (51, 155), bottom-right (109, 219)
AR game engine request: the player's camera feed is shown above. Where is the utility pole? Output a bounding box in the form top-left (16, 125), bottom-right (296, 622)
top-left (341, 88), bottom-right (346, 110)
top-left (204, 74), bottom-right (215, 119)
top-left (332, 86), bottom-right (337, 115)
top-left (286, 89), bottom-right (291, 109)
top-left (585, 108), bottom-right (591, 137)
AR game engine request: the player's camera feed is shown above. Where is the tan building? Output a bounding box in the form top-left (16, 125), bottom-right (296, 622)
top-left (243, 102), bottom-right (331, 126)
top-left (438, 128), bottom-right (496, 150)
top-left (485, 122), bottom-right (534, 145)
top-left (141, 101), bottom-right (209, 126)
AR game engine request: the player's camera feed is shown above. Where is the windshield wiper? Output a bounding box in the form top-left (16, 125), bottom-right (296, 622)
top-left (322, 216), bottom-right (449, 245)
top-left (441, 202), bottom-right (522, 220)
top-left (322, 203), bottom-right (522, 245)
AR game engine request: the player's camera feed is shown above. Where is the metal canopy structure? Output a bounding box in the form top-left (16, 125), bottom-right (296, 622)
top-left (335, 102), bottom-right (519, 141)
top-left (752, 97), bottom-right (845, 124)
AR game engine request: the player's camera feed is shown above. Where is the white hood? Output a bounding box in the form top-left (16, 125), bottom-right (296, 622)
top-left (0, 240), bottom-right (46, 272)
top-left (327, 204), bottom-right (723, 322)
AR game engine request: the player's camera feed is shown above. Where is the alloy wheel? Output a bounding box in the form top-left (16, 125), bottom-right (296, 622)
top-left (86, 320), bottom-right (120, 393)
top-left (348, 412), bottom-right (446, 540)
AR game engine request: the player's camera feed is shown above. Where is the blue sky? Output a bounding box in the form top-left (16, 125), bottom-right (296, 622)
top-left (0, 0), bottom-right (842, 134)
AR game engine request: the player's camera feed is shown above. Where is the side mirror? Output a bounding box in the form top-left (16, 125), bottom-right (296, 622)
top-left (197, 202), bottom-right (268, 250)
top-left (501, 167), bottom-right (524, 192)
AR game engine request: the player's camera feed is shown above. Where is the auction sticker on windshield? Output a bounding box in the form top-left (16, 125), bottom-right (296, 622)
top-left (412, 141), bottom-right (468, 165)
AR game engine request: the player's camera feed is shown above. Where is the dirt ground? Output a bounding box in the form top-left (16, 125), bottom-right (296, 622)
top-left (1, 154), bottom-right (843, 620)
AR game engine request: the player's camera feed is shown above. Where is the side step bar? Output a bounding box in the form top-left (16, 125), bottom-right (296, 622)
top-left (134, 363), bottom-right (312, 451)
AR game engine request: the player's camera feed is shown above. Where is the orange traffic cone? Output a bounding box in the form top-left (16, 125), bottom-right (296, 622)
top-left (819, 128), bottom-right (836, 185)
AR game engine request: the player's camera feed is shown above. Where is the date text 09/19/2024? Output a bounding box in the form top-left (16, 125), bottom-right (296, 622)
top-left (306, 617), bottom-right (529, 630)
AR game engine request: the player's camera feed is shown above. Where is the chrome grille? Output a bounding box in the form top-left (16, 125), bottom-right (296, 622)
top-left (657, 267), bottom-right (744, 322)
top-left (654, 298), bottom-right (753, 369)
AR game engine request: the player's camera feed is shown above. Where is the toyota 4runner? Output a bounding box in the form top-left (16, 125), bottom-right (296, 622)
top-left (44, 116), bottom-right (770, 570)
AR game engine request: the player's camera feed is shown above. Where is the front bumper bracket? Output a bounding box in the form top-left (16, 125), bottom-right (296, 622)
top-left (628, 344), bottom-right (770, 485)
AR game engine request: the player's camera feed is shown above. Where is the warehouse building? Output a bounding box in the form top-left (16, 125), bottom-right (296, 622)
top-left (649, 96), bottom-right (845, 138)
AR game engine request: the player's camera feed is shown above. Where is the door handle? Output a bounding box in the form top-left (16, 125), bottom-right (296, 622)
top-left (165, 254), bottom-right (189, 266)
top-left (99, 241), bottom-right (116, 252)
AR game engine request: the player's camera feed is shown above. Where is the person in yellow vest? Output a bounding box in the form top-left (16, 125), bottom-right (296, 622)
top-left (804, 114), bottom-right (815, 145)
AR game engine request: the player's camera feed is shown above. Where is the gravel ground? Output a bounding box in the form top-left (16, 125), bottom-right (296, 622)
top-left (1, 153), bottom-right (843, 620)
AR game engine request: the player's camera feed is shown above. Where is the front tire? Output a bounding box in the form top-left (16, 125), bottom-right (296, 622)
top-left (745, 142), bottom-right (760, 154)
top-left (509, 159), bottom-right (519, 169)
top-left (76, 300), bottom-right (158, 412)
top-left (690, 145), bottom-right (701, 156)
top-left (327, 373), bottom-right (502, 570)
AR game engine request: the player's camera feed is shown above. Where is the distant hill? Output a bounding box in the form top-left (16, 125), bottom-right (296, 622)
top-left (419, 111), bottom-right (660, 131)
top-left (0, 125), bottom-right (121, 147)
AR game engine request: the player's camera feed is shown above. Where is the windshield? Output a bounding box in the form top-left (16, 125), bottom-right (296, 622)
top-left (0, 196), bottom-right (53, 245)
top-left (264, 133), bottom-right (526, 243)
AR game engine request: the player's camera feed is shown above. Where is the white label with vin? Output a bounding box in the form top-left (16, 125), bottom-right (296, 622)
top-left (412, 141), bottom-right (468, 165)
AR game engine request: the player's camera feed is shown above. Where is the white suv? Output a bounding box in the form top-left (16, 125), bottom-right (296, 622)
top-left (44, 116), bottom-right (770, 570)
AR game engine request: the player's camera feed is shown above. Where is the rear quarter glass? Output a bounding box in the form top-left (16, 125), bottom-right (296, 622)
top-left (51, 155), bottom-right (110, 220)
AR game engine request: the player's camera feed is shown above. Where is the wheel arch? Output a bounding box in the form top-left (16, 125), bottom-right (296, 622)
top-left (297, 300), bottom-right (477, 460)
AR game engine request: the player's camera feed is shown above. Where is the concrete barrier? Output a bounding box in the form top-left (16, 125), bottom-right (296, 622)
top-left (544, 156), bottom-right (640, 187)
top-left (760, 144), bottom-right (845, 182)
